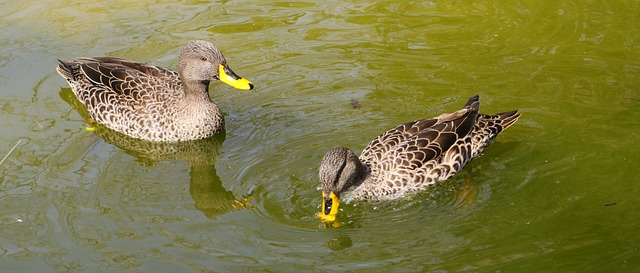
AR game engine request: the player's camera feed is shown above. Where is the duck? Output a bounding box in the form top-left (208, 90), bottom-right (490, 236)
top-left (318, 95), bottom-right (520, 222)
top-left (56, 40), bottom-right (254, 142)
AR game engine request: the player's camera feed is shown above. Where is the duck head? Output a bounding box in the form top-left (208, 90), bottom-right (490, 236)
top-left (318, 147), bottom-right (367, 222)
top-left (178, 40), bottom-right (253, 90)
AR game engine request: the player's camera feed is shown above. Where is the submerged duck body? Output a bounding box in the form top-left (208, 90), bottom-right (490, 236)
top-left (56, 40), bottom-right (253, 142)
top-left (318, 95), bottom-right (520, 221)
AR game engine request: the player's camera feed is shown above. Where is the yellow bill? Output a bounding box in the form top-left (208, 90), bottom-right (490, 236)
top-left (317, 191), bottom-right (340, 222)
top-left (219, 64), bottom-right (254, 90)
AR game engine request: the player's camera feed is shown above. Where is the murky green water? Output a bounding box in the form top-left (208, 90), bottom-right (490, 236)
top-left (1, 0), bottom-right (639, 272)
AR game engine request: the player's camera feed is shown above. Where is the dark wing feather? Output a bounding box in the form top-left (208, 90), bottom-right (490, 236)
top-left (56, 57), bottom-right (186, 126)
top-left (384, 127), bottom-right (458, 171)
top-left (75, 57), bottom-right (183, 99)
top-left (359, 118), bottom-right (438, 166)
top-left (80, 57), bottom-right (181, 85)
top-left (361, 96), bottom-right (479, 174)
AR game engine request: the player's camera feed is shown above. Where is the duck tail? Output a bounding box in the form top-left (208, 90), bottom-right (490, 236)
top-left (464, 94), bottom-right (480, 112)
top-left (56, 59), bottom-right (76, 81)
top-left (470, 109), bottom-right (521, 158)
top-left (493, 110), bottom-right (521, 130)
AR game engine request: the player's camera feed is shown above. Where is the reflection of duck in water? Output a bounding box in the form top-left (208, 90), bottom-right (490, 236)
top-left (318, 95), bottom-right (520, 222)
top-left (189, 165), bottom-right (253, 219)
top-left (56, 40), bottom-right (253, 142)
top-left (59, 87), bottom-right (252, 219)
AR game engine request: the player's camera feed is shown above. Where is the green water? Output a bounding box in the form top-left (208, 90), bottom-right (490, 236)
top-left (1, 0), bottom-right (639, 272)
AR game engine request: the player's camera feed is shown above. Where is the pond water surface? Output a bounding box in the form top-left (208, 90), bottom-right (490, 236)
top-left (1, 0), bottom-right (640, 272)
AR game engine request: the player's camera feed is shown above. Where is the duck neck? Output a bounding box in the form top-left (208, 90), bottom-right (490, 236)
top-left (182, 79), bottom-right (212, 101)
top-left (359, 162), bottom-right (371, 181)
top-left (348, 160), bottom-right (370, 192)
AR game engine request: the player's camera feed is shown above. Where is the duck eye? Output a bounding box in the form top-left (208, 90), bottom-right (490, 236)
top-left (200, 56), bottom-right (208, 61)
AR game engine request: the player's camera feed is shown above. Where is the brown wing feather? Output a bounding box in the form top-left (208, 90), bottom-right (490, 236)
top-left (56, 58), bottom-right (185, 128)
top-left (359, 119), bottom-right (437, 165)
top-left (361, 95), bottom-right (480, 165)
top-left (382, 128), bottom-right (458, 171)
top-left (382, 110), bottom-right (477, 172)
top-left (79, 57), bottom-right (181, 86)
top-left (72, 57), bottom-right (183, 99)
top-left (362, 100), bottom-right (479, 174)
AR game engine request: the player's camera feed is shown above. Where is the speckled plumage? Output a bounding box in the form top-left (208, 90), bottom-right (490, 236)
top-left (56, 40), bottom-right (252, 142)
top-left (320, 95), bottom-right (520, 201)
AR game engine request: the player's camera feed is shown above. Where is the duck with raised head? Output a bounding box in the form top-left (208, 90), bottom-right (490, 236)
top-left (56, 40), bottom-right (253, 142)
top-left (318, 95), bottom-right (520, 222)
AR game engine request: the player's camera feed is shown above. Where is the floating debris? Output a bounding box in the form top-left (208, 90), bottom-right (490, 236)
top-left (0, 139), bottom-right (22, 167)
top-left (350, 99), bottom-right (361, 109)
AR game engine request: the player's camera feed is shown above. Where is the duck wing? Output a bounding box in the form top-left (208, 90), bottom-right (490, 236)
top-left (56, 57), bottom-right (184, 132)
top-left (57, 57), bottom-right (182, 101)
top-left (361, 95), bottom-right (480, 174)
top-left (74, 57), bottom-right (182, 99)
